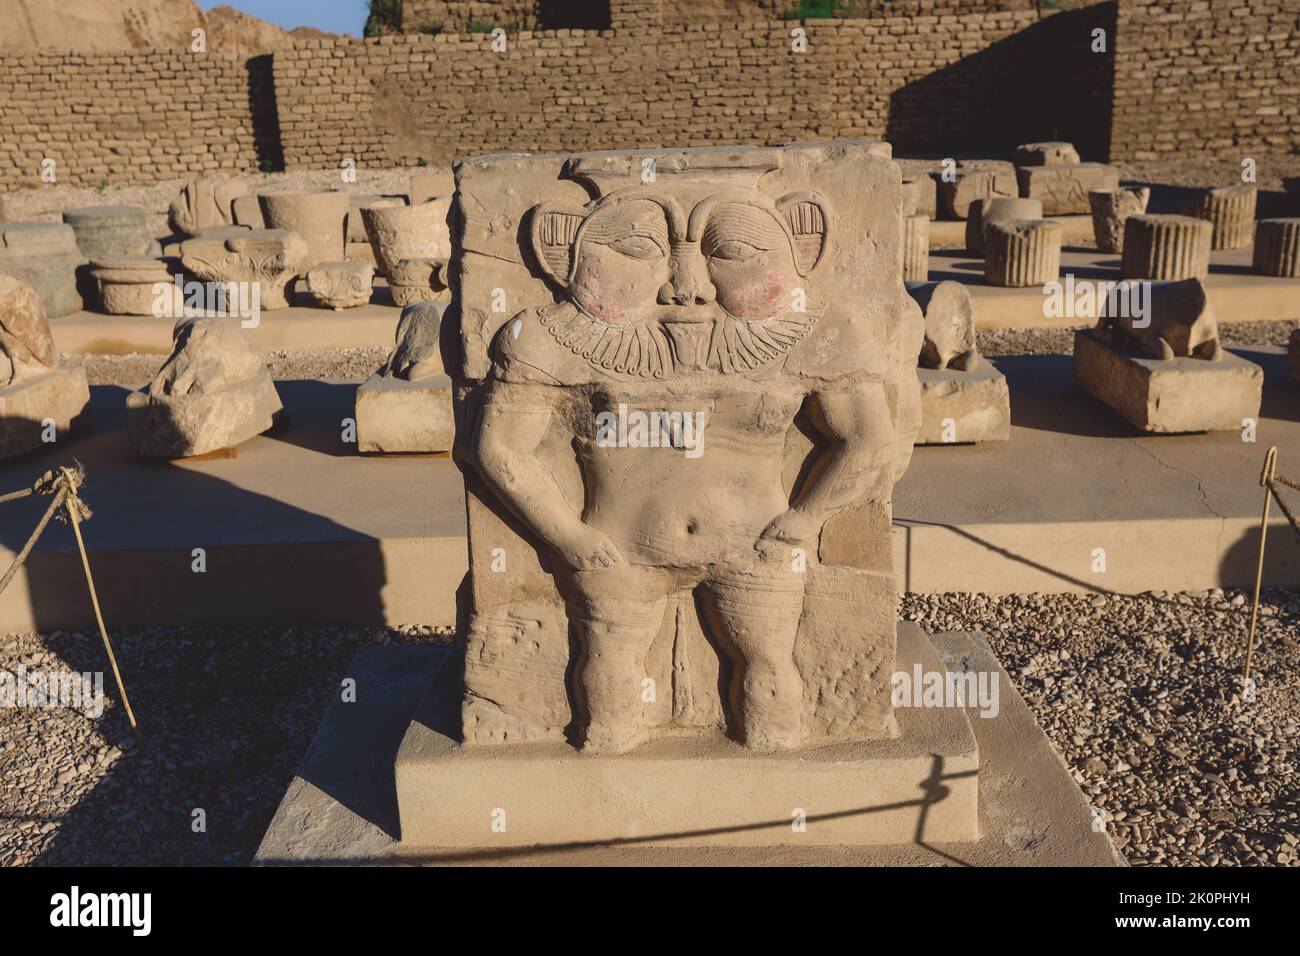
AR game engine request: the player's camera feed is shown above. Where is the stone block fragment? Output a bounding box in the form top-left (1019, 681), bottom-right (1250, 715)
top-left (1016, 163), bottom-right (1119, 215)
top-left (89, 256), bottom-right (180, 315)
top-left (0, 222), bottom-right (86, 317)
top-left (1180, 184), bottom-right (1256, 250)
top-left (180, 228), bottom-right (308, 311)
top-left (361, 199), bottom-right (451, 278)
top-left (966, 197), bottom-right (1041, 257)
top-left (356, 302), bottom-right (452, 453)
top-left (983, 219), bottom-right (1061, 287)
top-left (258, 191), bottom-right (349, 274)
top-left (306, 260), bottom-right (374, 310)
top-left (388, 256), bottom-right (448, 308)
top-left (1252, 218), bottom-right (1300, 277)
top-left (62, 205), bottom-right (159, 259)
top-left (1088, 186), bottom-right (1150, 254)
top-left (168, 178), bottom-right (246, 238)
top-left (1013, 141), bottom-right (1081, 166)
top-left (1120, 214), bottom-right (1211, 280)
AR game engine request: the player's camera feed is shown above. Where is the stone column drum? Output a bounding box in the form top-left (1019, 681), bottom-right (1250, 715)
top-left (361, 198), bottom-right (451, 278)
top-left (902, 214), bottom-right (929, 281)
top-left (966, 197), bottom-right (1042, 257)
top-left (62, 205), bottom-right (159, 258)
top-left (1252, 219), bottom-right (1300, 278)
top-left (1121, 214), bottom-right (1212, 280)
top-left (1181, 185), bottom-right (1256, 250)
top-left (89, 256), bottom-right (180, 316)
top-left (258, 192), bottom-right (349, 275)
top-left (1088, 186), bottom-right (1150, 254)
top-left (983, 219), bottom-right (1061, 287)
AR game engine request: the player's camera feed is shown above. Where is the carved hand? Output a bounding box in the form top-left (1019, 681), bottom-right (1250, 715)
top-left (754, 509), bottom-right (818, 563)
top-left (555, 523), bottom-right (626, 570)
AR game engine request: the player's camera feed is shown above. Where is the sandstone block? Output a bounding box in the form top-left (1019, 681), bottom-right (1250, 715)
top-left (0, 223), bottom-right (86, 318)
top-left (388, 256), bottom-right (448, 308)
top-left (168, 178), bottom-right (246, 238)
top-left (1088, 186), bottom-right (1150, 254)
top-left (1013, 141), bottom-right (1081, 166)
top-left (1252, 218), bottom-right (1300, 278)
top-left (347, 194), bottom-right (404, 244)
top-left (62, 205), bottom-right (158, 259)
top-left (231, 193), bottom-right (266, 229)
top-left (1180, 184), bottom-right (1257, 251)
top-left (937, 163), bottom-right (1017, 220)
top-left (917, 363), bottom-right (1010, 444)
top-left (89, 256), bottom-right (180, 316)
top-left (966, 197), bottom-right (1041, 257)
top-left (1120, 214), bottom-right (1211, 280)
top-left (258, 191), bottom-right (349, 274)
top-left (361, 199), bottom-right (451, 278)
top-left (180, 228), bottom-right (309, 311)
top-left (306, 259), bottom-right (374, 310)
top-left (983, 219), bottom-right (1061, 287)
top-left (1016, 163), bottom-right (1119, 215)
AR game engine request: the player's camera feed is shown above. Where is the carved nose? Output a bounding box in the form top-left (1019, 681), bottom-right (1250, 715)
top-left (658, 248), bottom-right (716, 306)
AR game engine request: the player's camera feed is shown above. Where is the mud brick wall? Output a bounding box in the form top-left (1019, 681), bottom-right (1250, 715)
top-left (1109, 0), bottom-right (1300, 161)
top-left (0, 50), bottom-right (276, 188)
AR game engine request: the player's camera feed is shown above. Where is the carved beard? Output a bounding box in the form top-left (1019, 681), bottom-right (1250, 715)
top-left (538, 297), bottom-right (827, 378)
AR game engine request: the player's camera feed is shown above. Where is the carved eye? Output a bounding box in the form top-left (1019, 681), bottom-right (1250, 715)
top-left (708, 240), bottom-right (764, 262)
top-left (608, 235), bottom-right (664, 260)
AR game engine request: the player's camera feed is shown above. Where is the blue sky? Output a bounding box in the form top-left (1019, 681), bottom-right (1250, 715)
top-left (201, 0), bottom-right (368, 37)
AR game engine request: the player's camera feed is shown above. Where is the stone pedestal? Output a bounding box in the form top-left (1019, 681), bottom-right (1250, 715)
top-left (966, 197), bottom-right (1041, 257)
top-left (902, 214), bottom-right (929, 281)
top-left (1015, 163), bottom-right (1119, 215)
top-left (983, 219), bottom-right (1061, 287)
top-left (1120, 214), bottom-right (1212, 280)
top-left (1181, 184), bottom-right (1256, 250)
top-left (0, 222), bottom-right (87, 317)
top-left (361, 199), bottom-right (452, 278)
top-left (89, 256), bottom-right (178, 315)
top-left (1088, 186), bottom-right (1150, 254)
top-left (1252, 218), bottom-right (1300, 277)
top-left (355, 373), bottom-right (454, 453)
top-left (1012, 141), bottom-right (1081, 166)
top-left (258, 191), bottom-right (349, 274)
top-left (0, 367), bottom-right (91, 459)
top-left (917, 364), bottom-right (1011, 444)
top-left (62, 205), bottom-right (159, 259)
top-left (1073, 329), bottom-right (1261, 433)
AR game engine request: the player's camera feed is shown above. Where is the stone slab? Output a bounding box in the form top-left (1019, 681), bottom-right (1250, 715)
top-left (0, 366), bottom-right (91, 459)
top-left (1072, 330), bottom-right (1262, 433)
top-left (253, 631), bottom-right (1124, 866)
top-left (916, 363), bottom-right (1011, 444)
top-left (355, 372), bottom-right (454, 454)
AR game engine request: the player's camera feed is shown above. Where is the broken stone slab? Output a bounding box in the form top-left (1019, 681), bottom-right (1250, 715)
top-left (983, 219), bottom-right (1061, 287)
top-left (361, 199), bottom-right (451, 278)
top-left (168, 178), bottom-right (247, 238)
top-left (1179, 184), bottom-right (1257, 251)
top-left (1252, 218), bottom-right (1300, 278)
top-left (62, 205), bottom-right (160, 259)
top-left (356, 302), bottom-right (451, 453)
top-left (1015, 163), bottom-right (1119, 215)
top-left (937, 162), bottom-right (1018, 220)
top-left (1012, 141), bottom-right (1081, 166)
top-left (917, 363), bottom-right (1011, 444)
top-left (0, 222), bottom-right (88, 317)
top-left (902, 214), bottom-right (929, 282)
top-left (125, 316), bottom-right (283, 459)
top-left (1121, 214), bottom-right (1212, 280)
top-left (0, 275), bottom-right (90, 458)
top-left (179, 228), bottom-right (309, 311)
top-left (1088, 186), bottom-right (1150, 254)
top-left (388, 256), bottom-right (448, 308)
top-left (347, 195), bottom-right (405, 245)
top-left (258, 191), bottom-right (349, 275)
top-left (1073, 329), bottom-right (1261, 433)
top-left (306, 259), bottom-right (374, 310)
top-left (965, 197), bottom-right (1042, 257)
top-left (89, 255), bottom-right (180, 316)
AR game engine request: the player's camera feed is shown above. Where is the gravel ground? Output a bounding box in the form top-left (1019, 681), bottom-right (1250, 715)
top-left (60, 347), bottom-right (392, 388)
top-left (1, 589), bottom-right (1295, 867)
top-left (978, 319), bottom-right (1300, 358)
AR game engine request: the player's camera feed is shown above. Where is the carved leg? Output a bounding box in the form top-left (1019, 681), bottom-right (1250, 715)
top-left (703, 565), bottom-right (806, 750)
top-left (570, 565), bottom-right (672, 754)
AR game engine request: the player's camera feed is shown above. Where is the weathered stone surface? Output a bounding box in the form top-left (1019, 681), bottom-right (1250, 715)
top-left (356, 302), bottom-right (451, 454)
top-left (180, 228), bottom-right (309, 311)
top-left (906, 279), bottom-right (980, 371)
top-left (361, 198), bottom-right (451, 278)
top-left (231, 193), bottom-right (265, 229)
top-left (125, 316), bottom-right (283, 458)
top-left (257, 191), bottom-right (348, 274)
top-left (1013, 141), bottom-right (1082, 166)
top-left (1073, 329), bottom-right (1261, 433)
top-left (1016, 163), bottom-right (1119, 215)
top-left (1089, 186), bottom-right (1150, 254)
top-left (305, 259), bottom-right (374, 310)
top-left (1095, 276), bottom-right (1221, 361)
top-left (937, 162), bottom-right (1017, 220)
top-left (168, 178), bottom-right (246, 238)
top-left (89, 255), bottom-right (180, 315)
top-left (0, 275), bottom-right (90, 458)
top-left (1121, 214), bottom-right (1211, 280)
top-left (966, 196), bottom-right (1042, 257)
top-left (902, 213), bottom-right (928, 281)
top-left (347, 194), bottom-right (404, 244)
top-left (1252, 218), bottom-right (1300, 278)
top-left (917, 363), bottom-right (1010, 444)
top-left (901, 177), bottom-right (935, 219)
top-left (0, 222), bottom-right (87, 317)
top-left (62, 204), bottom-right (158, 258)
top-left (453, 141), bottom-right (922, 754)
top-left (388, 256), bottom-right (448, 308)
top-left (382, 301), bottom-right (443, 382)
top-left (984, 219), bottom-right (1061, 287)
top-left (1180, 184), bottom-right (1257, 250)
top-left (409, 169), bottom-right (454, 205)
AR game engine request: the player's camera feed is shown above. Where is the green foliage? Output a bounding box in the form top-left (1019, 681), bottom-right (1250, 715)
top-left (258, 158), bottom-right (276, 173)
top-left (95, 179), bottom-right (109, 193)
top-left (364, 0), bottom-right (403, 38)
top-left (783, 0), bottom-right (844, 19)
top-left (468, 21), bottom-right (497, 34)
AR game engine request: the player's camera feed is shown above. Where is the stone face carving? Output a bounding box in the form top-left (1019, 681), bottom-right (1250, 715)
top-left (258, 191), bottom-right (349, 274)
top-left (180, 228), bottom-right (309, 310)
top-left (1015, 163), bottom-right (1119, 215)
top-left (1252, 218), bottom-right (1300, 278)
top-left (1121, 214), bottom-right (1211, 280)
top-left (902, 213), bottom-right (928, 281)
top-left (89, 256), bottom-right (180, 316)
top-left (966, 197), bottom-right (1042, 257)
top-left (388, 256), bottom-right (449, 308)
top-left (455, 142), bottom-right (922, 754)
top-left (168, 178), bottom-right (246, 238)
top-left (1089, 186), bottom-right (1150, 254)
top-left (0, 222), bottom-right (87, 318)
top-left (1095, 277), bottom-right (1221, 361)
top-left (0, 276), bottom-right (91, 458)
top-left (62, 205), bottom-right (159, 259)
top-left (361, 198), bottom-right (452, 278)
top-left (1013, 141), bottom-right (1082, 166)
top-left (125, 316), bottom-right (283, 458)
top-left (1180, 184), bottom-right (1256, 250)
top-left (356, 302), bottom-right (453, 453)
top-left (305, 260), bottom-right (374, 310)
top-left (983, 219), bottom-right (1061, 287)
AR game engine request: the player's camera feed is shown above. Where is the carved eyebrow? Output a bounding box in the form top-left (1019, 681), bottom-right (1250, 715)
top-left (701, 208), bottom-right (783, 251)
top-left (582, 201), bottom-right (670, 249)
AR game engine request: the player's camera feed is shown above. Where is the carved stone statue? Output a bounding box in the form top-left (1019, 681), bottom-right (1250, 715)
top-left (454, 142), bottom-right (922, 754)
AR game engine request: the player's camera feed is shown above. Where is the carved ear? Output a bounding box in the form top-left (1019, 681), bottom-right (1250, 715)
top-left (777, 191), bottom-right (830, 276)
top-left (528, 202), bottom-right (587, 285)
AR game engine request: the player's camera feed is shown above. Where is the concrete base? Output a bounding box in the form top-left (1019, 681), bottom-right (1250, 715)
top-left (1072, 330), bottom-right (1262, 433)
top-left (396, 624), bottom-right (978, 849)
top-left (0, 366), bottom-right (91, 459)
top-left (917, 363), bottom-right (1010, 444)
top-left (255, 628), bottom-right (1125, 866)
top-left (355, 373), bottom-right (454, 454)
